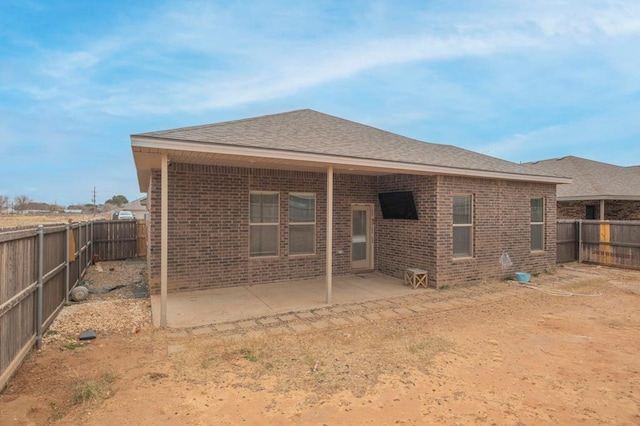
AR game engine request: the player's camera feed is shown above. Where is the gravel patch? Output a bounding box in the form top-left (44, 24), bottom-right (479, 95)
top-left (81, 259), bottom-right (149, 300)
top-left (43, 260), bottom-right (151, 349)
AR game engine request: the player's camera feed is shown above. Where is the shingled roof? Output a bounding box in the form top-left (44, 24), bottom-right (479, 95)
top-left (524, 156), bottom-right (640, 200)
top-left (132, 109), bottom-right (569, 189)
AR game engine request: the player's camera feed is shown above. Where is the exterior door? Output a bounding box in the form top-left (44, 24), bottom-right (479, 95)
top-left (351, 205), bottom-right (373, 269)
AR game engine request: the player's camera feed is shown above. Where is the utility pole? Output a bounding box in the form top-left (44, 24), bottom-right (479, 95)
top-left (92, 187), bottom-right (97, 216)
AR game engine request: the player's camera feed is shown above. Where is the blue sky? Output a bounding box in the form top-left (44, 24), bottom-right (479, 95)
top-left (1, 0), bottom-right (639, 206)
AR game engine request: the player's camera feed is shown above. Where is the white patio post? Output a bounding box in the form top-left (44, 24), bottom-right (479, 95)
top-left (326, 166), bottom-right (333, 304)
top-left (160, 153), bottom-right (168, 328)
top-left (600, 199), bottom-right (605, 221)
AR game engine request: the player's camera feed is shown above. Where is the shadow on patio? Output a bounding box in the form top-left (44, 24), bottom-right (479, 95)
top-left (150, 273), bottom-right (431, 328)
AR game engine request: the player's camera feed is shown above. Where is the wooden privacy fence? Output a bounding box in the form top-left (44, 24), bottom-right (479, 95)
top-left (93, 220), bottom-right (145, 261)
top-left (557, 220), bottom-right (640, 269)
top-left (0, 222), bottom-right (92, 391)
top-left (557, 220), bottom-right (578, 263)
top-left (0, 219), bottom-right (147, 390)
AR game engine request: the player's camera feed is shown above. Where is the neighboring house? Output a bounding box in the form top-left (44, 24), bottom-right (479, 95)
top-left (122, 196), bottom-right (148, 220)
top-left (131, 109), bottom-right (569, 297)
top-left (109, 196), bottom-right (148, 219)
top-left (525, 156), bottom-right (640, 220)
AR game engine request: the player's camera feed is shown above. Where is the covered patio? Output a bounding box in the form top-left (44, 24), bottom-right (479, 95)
top-left (133, 110), bottom-right (565, 328)
top-left (149, 273), bottom-right (427, 328)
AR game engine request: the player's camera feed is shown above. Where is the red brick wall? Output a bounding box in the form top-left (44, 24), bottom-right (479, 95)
top-left (559, 200), bottom-right (640, 220)
top-left (147, 164), bottom-right (378, 293)
top-left (558, 200), bottom-right (600, 220)
top-left (147, 163), bottom-right (557, 293)
top-left (244, 168), bottom-right (329, 285)
top-left (376, 174), bottom-right (437, 285)
top-left (148, 164), bottom-right (251, 293)
top-left (332, 174), bottom-right (378, 274)
top-left (607, 200), bottom-right (640, 220)
top-left (433, 176), bottom-right (557, 287)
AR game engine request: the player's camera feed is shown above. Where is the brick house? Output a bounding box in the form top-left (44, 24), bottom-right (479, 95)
top-left (526, 156), bottom-right (640, 220)
top-left (131, 110), bottom-right (569, 318)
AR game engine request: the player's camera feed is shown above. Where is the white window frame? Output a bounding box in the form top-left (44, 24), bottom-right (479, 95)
top-left (453, 193), bottom-right (474, 258)
top-left (531, 197), bottom-right (545, 251)
top-left (288, 192), bottom-right (316, 255)
top-left (249, 191), bottom-right (279, 257)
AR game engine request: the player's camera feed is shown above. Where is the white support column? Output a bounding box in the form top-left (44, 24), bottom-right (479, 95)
top-left (326, 166), bottom-right (333, 304)
top-left (600, 199), bottom-right (605, 221)
top-left (160, 153), bottom-right (168, 328)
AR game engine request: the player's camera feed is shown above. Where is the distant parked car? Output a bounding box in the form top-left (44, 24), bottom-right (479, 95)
top-left (117, 210), bottom-right (135, 220)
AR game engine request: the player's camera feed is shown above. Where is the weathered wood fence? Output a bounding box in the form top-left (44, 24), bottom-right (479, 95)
top-left (0, 222), bottom-right (92, 391)
top-left (93, 220), bottom-right (143, 261)
top-left (0, 219), bottom-right (145, 391)
top-left (557, 220), bottom-right (578, 263)
top-left (557, 220), bottom-right (640, 269)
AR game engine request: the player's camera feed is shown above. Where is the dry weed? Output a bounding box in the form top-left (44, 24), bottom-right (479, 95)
top-left (171, 318), bottom-right (451, 402)
top-left (48, 369), bottom-right (120, 423)
top-left (70, 369), bottom-right (118, 406)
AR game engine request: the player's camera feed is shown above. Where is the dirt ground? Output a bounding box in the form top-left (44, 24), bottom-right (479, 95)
top-left (1, 263), bottom-right (639, 425)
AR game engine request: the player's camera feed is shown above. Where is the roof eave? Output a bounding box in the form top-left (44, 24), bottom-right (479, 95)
top-left (558, 195), bottom-right (640, 201)
top-left (131, 136), bottom-right (571, 189)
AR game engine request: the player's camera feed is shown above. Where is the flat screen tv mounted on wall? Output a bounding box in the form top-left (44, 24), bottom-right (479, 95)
top-left (378, 191), bottom-right (418, 220)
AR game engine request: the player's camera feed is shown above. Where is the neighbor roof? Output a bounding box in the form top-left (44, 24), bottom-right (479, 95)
top-left (131, 109), bottom-right (570, 190)
top-left (524, 156), bottom-right (640, 200)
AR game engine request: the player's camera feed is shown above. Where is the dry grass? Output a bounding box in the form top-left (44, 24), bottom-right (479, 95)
top-left (556, 277), bottom-right (609, 295)
top-left (47, 369), bottom-right (119, 423)
top-left (70, 369), bottom-right (118, 406)
top-left (0, 214), bottom-right (98, 230)
top-left (5, 263), bottom-right (640, 425)
top-left (173, 318), bottom-right (451, 401)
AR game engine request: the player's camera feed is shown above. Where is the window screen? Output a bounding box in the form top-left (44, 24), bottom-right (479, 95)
top-left (453, 194), bottom-right (473, 258)
top-left (249, 192), bottom-right (279, 256)
top-left (289, 194), bottom-right (315, 255)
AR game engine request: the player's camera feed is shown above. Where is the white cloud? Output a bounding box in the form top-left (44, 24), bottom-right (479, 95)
top-left (7, 0), bottom-right (637, 117)
top-left (2, 0), bottom-right (640, 204)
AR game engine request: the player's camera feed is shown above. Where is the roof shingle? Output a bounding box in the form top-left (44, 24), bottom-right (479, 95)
top-left (135, 109), bottom-right (562, 179)
top-left (524, 156), bottom-right (640, 199)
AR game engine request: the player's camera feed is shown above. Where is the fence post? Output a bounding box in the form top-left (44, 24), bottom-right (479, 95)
top-left (36, 225), bottom-right (44, 350)
top-left (65, 223), bottom-right (70, 304)
top-left (86, 221), bottom-right (90, 270)
top-left (134, 220), bottom-right (138, 257)
top-left (578, 220), bottom-right (583, 263)
top-left (90, 221), bottom-right (94, 265)
top-left (78, 222), bottom-right (82, 280)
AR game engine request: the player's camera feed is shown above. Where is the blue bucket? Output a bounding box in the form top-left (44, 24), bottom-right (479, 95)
top-left (515, 272), bottom-right (530, 284)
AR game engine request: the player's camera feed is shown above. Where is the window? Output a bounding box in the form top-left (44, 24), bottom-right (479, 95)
top-left (289, 193), bottom-right (315, 255)
top-left (453, 194), bottom-right (473, 258)
top-left (531, 197), bottom-right (545, 251)
top-left (586, 205), bottom-right (597, 220)
top-left (249, 192), bottom-right (279, 257)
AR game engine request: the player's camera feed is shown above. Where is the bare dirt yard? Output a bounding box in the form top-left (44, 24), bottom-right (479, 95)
top-left (1, 262), bottom-right (639, 425)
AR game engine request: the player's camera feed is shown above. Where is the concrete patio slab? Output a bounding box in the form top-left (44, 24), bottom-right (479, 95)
top-left (150, 273), bottom-right (423, 328)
